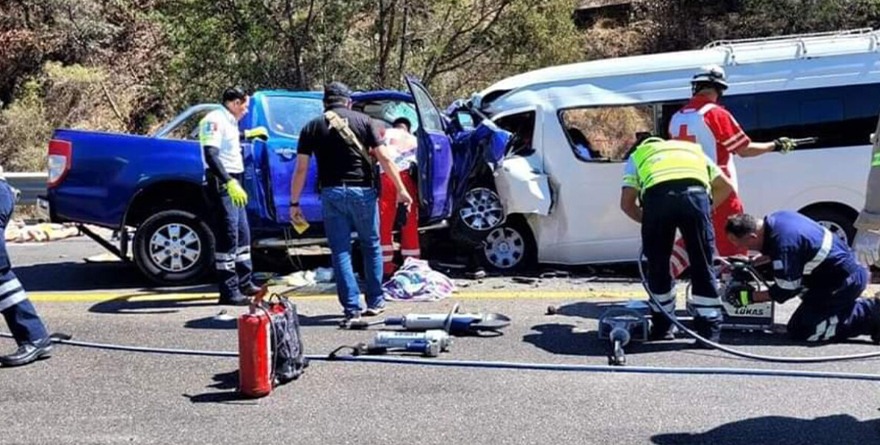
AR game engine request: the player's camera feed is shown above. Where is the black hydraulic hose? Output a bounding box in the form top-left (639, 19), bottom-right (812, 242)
top-left (3, 332), bottom-right (880, 382)
top-left (636, 249), bottom-right (880, 363)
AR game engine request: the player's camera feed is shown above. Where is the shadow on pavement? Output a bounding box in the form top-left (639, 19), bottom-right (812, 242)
top-left (184, 370), bottom-right (259, 405)
top-left (15, 260), bottom-right (219, 294)
top-left (532, 299), bottom-right (842, 357)
top-left (183, 312), bottom-right (345, 329)
top-left (184, 314), bottom-right (238, 330)
top-left (16, 261), bottom-right (153, 291)
top-left (89, 293), bottom-right (218, 315)
top-left (652, 414), bottom-right (880, 445)
top-left (522, 323), bottom-right (689, 358)
top-left (547, 300), bottom-right (628, 320)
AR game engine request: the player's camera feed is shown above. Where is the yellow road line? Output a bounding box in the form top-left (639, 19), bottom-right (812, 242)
top-left (27, 288), bottom-right (649, 303)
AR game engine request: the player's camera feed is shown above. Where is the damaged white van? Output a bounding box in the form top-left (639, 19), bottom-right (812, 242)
top-left (461, 28), bottom-right (880, 271)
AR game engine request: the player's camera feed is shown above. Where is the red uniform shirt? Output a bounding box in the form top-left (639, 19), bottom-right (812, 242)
top-left (668, 95), bottom-right (750, 258)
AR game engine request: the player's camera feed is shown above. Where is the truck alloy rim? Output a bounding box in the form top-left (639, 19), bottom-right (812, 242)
top-left (148, 223), bottom-right (202, 273)
top-left (460, 187), bottom-right (505, 231)
top-left (484, 226), bottom-right (525, 269)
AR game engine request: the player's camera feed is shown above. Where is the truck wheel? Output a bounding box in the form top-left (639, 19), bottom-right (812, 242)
top-left (133, 209), bottom-right (215, 286)
top-left (481, 215), bottom-right (537, 272)
top-left (459, 186), bottom-right (506, 232)
top-left (800, 206), bottom-right (856, 247)
top-left (448, 183), bottom-right (506, 249)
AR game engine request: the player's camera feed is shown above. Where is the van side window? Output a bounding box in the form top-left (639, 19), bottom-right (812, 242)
top-left (559, 105), bottom-right (655, 162)
top-left (495, 111), bottom-right (536, 156)
top-left (658, 83), bottom-right (880, 149)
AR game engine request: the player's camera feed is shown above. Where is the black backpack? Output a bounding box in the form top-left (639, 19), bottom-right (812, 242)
top-left (265, 295), bottom-right (309, 385)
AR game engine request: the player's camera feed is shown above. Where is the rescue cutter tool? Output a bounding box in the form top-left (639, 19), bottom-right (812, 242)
top-left (343, 303), bottom-right (511, 335)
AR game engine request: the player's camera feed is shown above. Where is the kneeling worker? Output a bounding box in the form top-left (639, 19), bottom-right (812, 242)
top-left (620, 137), bottom-right (735, 342)
top-left (725, 211), bottom-right (880, 343)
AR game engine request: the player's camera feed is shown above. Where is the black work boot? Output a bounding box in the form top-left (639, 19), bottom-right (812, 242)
top-left (870, 297), bottom-right (880, 345)
top-left (693, 313), bottom-right (723, 347)
top-left (0, 337), bottom-right (53, 367)
top-left (649, 313), bottom-right (675, 341)
top-left (239, 282), bottom-right (264, 297)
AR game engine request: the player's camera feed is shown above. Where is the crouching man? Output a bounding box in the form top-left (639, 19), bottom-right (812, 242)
top-left (725, 211), bottom-right (880, 343)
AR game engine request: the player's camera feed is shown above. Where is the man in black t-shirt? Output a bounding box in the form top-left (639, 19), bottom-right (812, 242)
top-left (289, 82), bottom-right (413, 323)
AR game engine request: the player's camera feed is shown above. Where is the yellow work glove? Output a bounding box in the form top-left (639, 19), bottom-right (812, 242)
top-left (773, 137), bottom-right (796, 154)
top-left (226, 179), bottom-right (248, 207)
top-left (243, 126), bottom-right (269, 141)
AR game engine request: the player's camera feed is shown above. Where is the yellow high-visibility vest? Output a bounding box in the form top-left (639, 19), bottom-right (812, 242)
top-left (622, 138), bottom-right (720, 195)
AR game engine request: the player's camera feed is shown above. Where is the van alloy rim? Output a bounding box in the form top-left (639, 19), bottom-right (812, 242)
top-left (460, 187), bottom-right (505, 231)
top-left (484, 226), bottom-right (525, 269)
top-left (149, 223), bottom-right (202, 273)
top-left (817, 220), bottom-right (849, 245)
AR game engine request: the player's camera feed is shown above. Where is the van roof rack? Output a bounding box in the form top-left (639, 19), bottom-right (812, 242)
top-left (704, 27), bottom-right (876, 49)
top-left (704, 28), bottom-right (879, 62)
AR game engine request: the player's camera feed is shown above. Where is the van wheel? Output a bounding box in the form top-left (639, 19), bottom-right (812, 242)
top-left (133, 209), bottom-right (215, 286)
top-left (800, 206), bottom-right (856, 247)
top-left (481, 215), bottom-right (537, 271)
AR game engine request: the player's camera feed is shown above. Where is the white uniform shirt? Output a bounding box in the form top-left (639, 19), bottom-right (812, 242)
top-left (379, 127), bottom-right (418, 173)
top-left (667, 97), bottom-right (751, 193)
top-left (199, 107), bottom-right (244, 174)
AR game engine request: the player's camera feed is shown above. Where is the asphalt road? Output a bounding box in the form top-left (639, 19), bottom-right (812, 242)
top-left (1, 237), bottom-right (879, 444)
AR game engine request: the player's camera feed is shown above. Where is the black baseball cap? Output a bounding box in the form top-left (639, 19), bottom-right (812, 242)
top-left (324, 81), bottom-right (353, 101)
top-left (222, 86), bottom-right (247, 103)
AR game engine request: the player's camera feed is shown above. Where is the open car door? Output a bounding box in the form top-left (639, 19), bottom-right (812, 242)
top-left (257, 93), bottom-right (325, 225)
top-left (404, 75), bottom-right (454, 222)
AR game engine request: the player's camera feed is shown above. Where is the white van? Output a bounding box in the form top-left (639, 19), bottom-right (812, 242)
top-left (458, 28), bottom-right (880, 270)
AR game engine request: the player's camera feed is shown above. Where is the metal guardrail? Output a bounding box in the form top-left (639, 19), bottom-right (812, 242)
top-left (5, 172), bottom-right (48, 206)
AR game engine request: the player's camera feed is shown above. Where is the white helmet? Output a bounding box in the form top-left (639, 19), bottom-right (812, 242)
top-left (691, 64), bottom-right (728, 90)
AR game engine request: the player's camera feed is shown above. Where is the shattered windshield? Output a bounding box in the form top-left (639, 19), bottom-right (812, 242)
top-left (263, 95), bottom-right (324, 138)
top-left (357, 100), bottom-right (420, 133)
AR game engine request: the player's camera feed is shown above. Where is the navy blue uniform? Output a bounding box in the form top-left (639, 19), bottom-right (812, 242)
top-left (762, 211), bottom-right (878, 341)
top-left (206, 173), bottom-right (253, 301)
top-left (0, 181), bottom-right (48, 345)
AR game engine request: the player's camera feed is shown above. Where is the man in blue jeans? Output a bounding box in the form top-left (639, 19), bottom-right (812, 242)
top-left (289, 82), bottom-right (413, 324)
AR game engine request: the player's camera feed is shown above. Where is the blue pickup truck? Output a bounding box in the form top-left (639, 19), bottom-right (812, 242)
top-left (40, 78), bottom-right (516, 285)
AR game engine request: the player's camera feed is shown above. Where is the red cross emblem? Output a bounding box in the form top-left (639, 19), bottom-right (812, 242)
top-left (675, 124), bottom-right (696, 143)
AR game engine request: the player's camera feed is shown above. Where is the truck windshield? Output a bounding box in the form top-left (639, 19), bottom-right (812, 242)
top-left (263, 96), bottom-right (324, 138)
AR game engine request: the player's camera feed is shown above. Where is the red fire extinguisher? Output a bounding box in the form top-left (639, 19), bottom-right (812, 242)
top-left (238, 288), bottom-right (273, 398)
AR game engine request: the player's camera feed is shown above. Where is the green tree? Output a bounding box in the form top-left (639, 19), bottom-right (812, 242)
top-left (155, 0), bottom-right (583, 105)
top-left (635, 0), bottom-right (880, 53)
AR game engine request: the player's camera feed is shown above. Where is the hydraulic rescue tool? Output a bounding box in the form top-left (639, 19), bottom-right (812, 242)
top-left (343, 303), bottom-right (512, 335)
top-left (330, 330), bottom-right (453, 358)
top-left (332, 304), bottom-right (510, 359)
top-left (597, 256), bottom-right (774, 366)
top-left (696, 256), bottom-right (774, 331)
top-left (597, 302), bottom-right (650, 366)
top-left (351, 330), bottom-right (452, 357)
